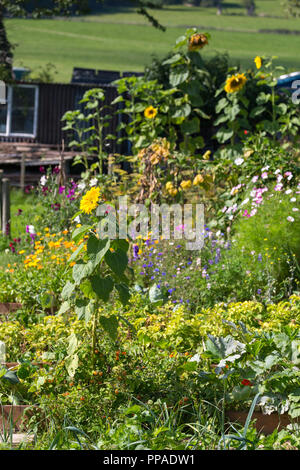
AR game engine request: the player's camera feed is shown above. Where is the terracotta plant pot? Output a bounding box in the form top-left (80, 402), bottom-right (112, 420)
top-left (0, 405), bottom-right (35, 432)
top-left (226, 410), bottom-right (299, 435)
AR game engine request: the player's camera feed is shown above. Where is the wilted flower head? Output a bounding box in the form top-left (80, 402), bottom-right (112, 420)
top-left (188, 33), bottom-right (209, 51)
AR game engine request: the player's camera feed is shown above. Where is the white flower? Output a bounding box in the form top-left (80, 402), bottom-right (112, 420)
top-left (40, 175), bottom-right (47, 186)
top-left (292, 208), bottom-right (299, 212)
top-left (287, 216), bottom-right (294, 222)
top-left (285, 189), bottom-right (292, 195)
top-left (27, 225), bottom-right (35, 234)
top-left (274, 169), bottom-right (281, 175)
top-left (240, 198), bottom-right (249, 207)
top-left (90, 178), bottom-right (98, 187)
top-left (77, 182), bottom-right (86, 191)
top-left (290, 197), bottom-right (296, 202)
top-left (234, 157), bottom-right (244, 166)
top-left (74, 215), bottom-right (81, 223)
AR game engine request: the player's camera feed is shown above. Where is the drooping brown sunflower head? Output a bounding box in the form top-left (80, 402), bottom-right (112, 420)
top-left (188, 33), bottom-right (209, 51)
top-left (224, 73), bottom-right (247, 93)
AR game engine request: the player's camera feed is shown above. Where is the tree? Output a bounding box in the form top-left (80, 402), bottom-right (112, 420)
top-left (0, 0), bottom-right (165, 80)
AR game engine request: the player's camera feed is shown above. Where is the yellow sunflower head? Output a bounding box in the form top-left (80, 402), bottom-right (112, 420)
top-left (144, 106), bottom-right (158, 119)
top-left (80, 187), bottom-right (101, 214)
top-left (224, 73), bottom-right (247, 93)
top-left (188, 33), bottom-right (209, 51)
top-left (254, 56), bottom-right (262, 69)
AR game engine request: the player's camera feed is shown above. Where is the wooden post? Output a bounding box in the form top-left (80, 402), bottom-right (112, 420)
top-left (2, 178), bottom-right (10, 237)
top-left (59, 140), bottom-right (66, 186)
top-left (20, 153), bottom-right (25, 192)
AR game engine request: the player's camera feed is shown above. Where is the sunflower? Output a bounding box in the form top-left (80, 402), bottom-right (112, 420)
top-left (80, 187), bottom-right (101, 214)
top-left (224, 73), bottom-right (247, 93)
top-left (144, 106), bottom-right (158, 119)
top-left (188, 33), bottom-right (209, 51)
top-left (254, 56), bottom-right (262, 69)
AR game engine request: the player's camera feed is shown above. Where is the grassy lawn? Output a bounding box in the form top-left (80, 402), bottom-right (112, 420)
top-left (5, 0), bottom-right (300, 83)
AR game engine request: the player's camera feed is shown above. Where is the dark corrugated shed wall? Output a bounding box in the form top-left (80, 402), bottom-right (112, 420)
top-left (37, 83), bottom-right (119, 148)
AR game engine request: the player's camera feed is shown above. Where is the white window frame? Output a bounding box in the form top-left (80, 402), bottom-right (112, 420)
top-left (0, 84), bottom-right (39, 138)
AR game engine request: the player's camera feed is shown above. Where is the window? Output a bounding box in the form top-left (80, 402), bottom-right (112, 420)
top-left (0, 85), bottom-right (38, 137)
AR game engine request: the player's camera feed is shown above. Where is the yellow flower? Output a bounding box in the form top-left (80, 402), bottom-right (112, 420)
top-left (188, 33), bottom-right (208, 51)
top-left (80, 187), bottom-right (101, 214)
top-left (169, 188), bottom-right (178, 197)
top-left (144, 106), bottom-right (157, 119)
top-left (202, 150), bottom-right (211, 160)
top-left (224, 73), bottom-right (247, 93)
top-left (180, 180), bottom-right (192, 190)
top-left (165, 181), bottom-right (178, 197)
top-left (254, 56), bottom-right (262, 69)
top-left (193, 174), bottom-right (204, 186)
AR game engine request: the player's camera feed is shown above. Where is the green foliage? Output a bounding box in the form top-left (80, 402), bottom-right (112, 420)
top-left (62, 88), bottom-right (114, 176)
top-left (234, 191), bottom-right (300, 281)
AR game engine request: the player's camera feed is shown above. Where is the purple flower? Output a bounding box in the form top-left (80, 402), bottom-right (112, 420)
top-left (52, 166), bottom-right (60, 174)
top-left (39, 166), bottom-right (45, 174)
top-left (257, 289), bottom-right (262, 295)
top-left (51, 203), bottom-right (61, 211)
top-left (59, 186), bottom-right (65, 194)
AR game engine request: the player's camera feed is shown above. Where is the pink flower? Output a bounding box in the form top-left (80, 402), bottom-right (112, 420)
top-left (243, 210), bottom-right (250, 218)
top-left (261, 172), bottom-right (268, 179)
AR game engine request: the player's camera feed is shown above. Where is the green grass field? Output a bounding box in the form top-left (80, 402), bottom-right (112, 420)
top-left (6, 0), bottom-right (300, 83)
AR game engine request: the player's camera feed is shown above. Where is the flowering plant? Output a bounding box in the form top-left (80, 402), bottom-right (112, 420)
top-left (59, 187), bottom-right (132, 367)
